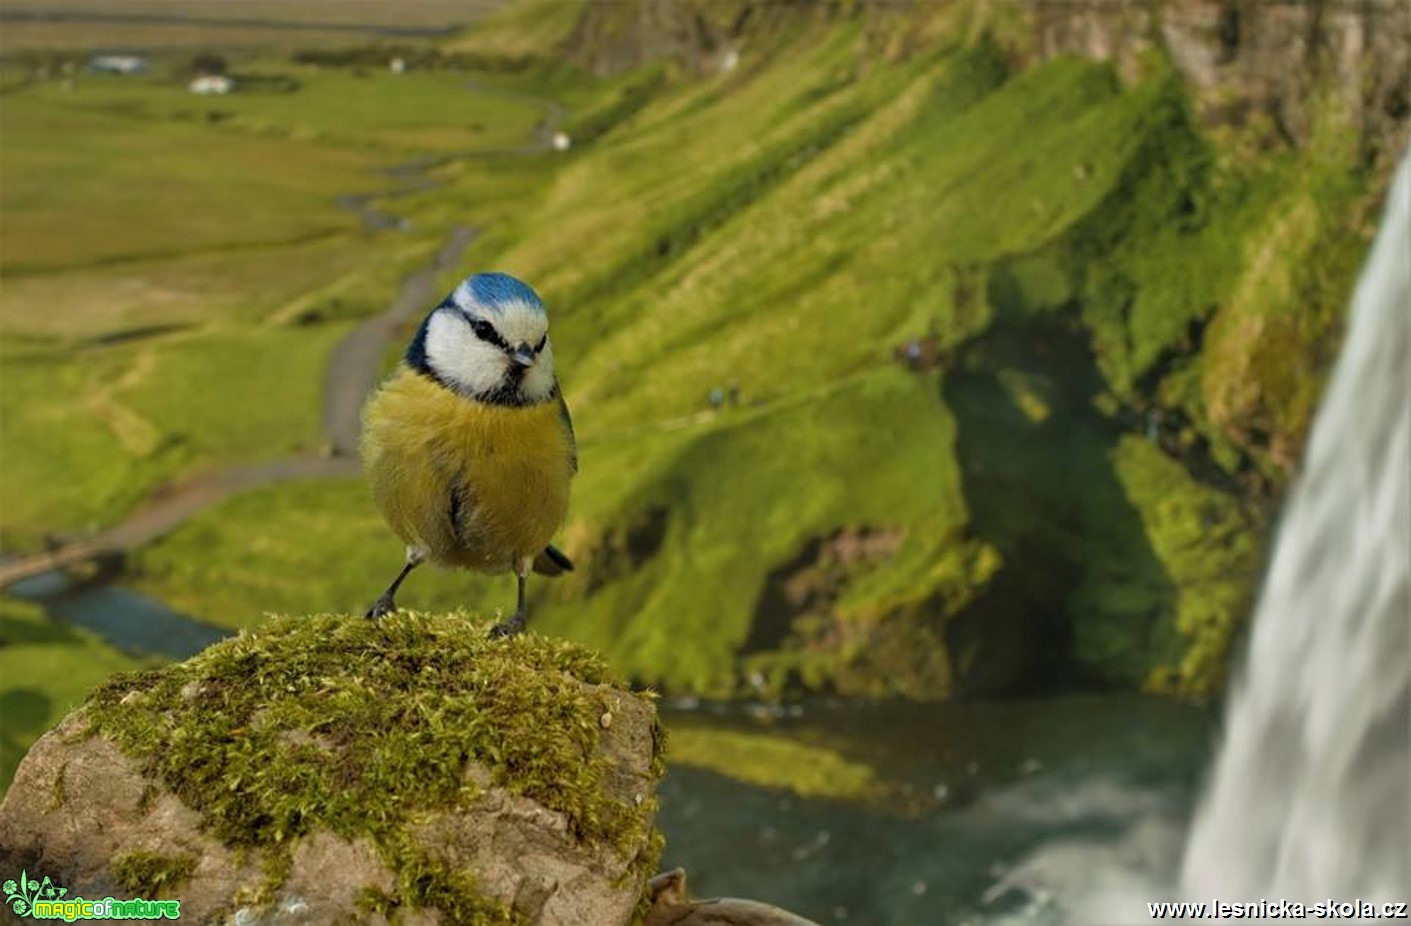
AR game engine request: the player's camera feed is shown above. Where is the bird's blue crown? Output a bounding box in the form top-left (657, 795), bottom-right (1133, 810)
top-left (454, 272), bottom-right (545, 314)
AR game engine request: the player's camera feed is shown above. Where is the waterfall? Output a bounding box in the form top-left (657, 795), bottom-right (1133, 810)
top-left (1180, 152), bottom-right (1411, 906)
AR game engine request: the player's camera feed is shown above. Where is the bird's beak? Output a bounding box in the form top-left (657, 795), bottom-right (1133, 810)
top-left (511, 343), bottom-right (536, 367)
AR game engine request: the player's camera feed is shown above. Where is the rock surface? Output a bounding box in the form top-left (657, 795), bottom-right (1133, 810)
top-left (0, 613), bottom-right (664, 925)
top-left (1032, 0), bottom-right (1409, 163)
top-left (643, 869), bottom-right (821, 926)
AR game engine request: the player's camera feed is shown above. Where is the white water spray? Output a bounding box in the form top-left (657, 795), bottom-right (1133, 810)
top-left (1181, 152), bottom-right (1411, 905)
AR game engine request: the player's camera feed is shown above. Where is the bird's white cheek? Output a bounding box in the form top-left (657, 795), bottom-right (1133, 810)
top-left (522, 345), bottom-right (557, 402)
top-left (425, 315), bottom-right (506, 394)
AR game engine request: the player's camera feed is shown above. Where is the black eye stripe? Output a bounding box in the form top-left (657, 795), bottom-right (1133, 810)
top-left (465, 315), bottom-right (509, 350)
top-left (455, 310), bottom-right (548, 355)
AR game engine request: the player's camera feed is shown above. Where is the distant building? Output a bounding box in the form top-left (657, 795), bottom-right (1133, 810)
top-left (389, 57), bottom-right (407, 74)
top-left (88, 55), bottom-right (148, 75)
top-left (189, 74), bottom-right (234, 95)
top-left (551, 131), bottom-right (572, 151)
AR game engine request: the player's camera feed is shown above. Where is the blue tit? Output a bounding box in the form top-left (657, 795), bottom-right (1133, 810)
top-left (360, 271), bottom-right (577, 637)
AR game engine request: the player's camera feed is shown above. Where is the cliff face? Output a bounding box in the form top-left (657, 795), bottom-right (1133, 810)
top-left (1032, 0), bottom-right (1410, 165)
top-left (565, 0), bottom-right (1410, 163)
top-left (562, 0), bottom-right (754, 76)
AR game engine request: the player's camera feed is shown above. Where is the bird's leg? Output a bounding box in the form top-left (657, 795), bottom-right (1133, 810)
top-left (365, 549), bottom-right (423, 620)
top-left (489, 560), bottom-right (531, 638)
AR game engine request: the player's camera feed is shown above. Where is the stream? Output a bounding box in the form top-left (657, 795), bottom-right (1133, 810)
top-left (660, 696), bottom-right (1212, 924)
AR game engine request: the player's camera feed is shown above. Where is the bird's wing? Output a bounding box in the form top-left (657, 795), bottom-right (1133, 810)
top-left (557, 387), bottom-right (578, 474)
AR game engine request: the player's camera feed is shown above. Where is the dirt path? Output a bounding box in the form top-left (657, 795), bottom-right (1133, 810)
top-left (88, 347), bottom-right (163, 456)
top-left (0, 83), bottom-right (567, 592)
top-left (321, 225), bottom-right (478, 456)
top-left (0, 457), bottom-right (360, 588)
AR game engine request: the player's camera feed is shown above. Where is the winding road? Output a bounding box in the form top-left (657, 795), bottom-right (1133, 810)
top-left (322, 224), bottom-right (479, 456)
top-left (0, 83), bottom-right (567, 591)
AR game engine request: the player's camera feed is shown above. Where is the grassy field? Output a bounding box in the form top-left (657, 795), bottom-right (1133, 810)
top-left (0, 232), bottom-right (409, 335)
top-left (0, 95), bottom-right (378, 273)
top-left (15, 65), bottom-right (549, 154)
top-left (1, 62), bottom-right (556, 275)
top-left (0, 0), bottom-right (495, 52)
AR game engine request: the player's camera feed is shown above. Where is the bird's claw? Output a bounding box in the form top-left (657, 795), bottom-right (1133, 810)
top-left (364, 596), bottom-right (397, 621)
top-left (488, 612), bottom-right (526, 638)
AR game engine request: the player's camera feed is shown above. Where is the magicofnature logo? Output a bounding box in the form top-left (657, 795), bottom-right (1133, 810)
top-left (4, 871), bottom-right (181, 921)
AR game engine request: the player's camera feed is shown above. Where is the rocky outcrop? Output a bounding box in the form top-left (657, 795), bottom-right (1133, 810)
top-left (563, 0), bottom-right (756, 76)
top-left (1033, 0), bottom-right (1410, 163)
top-left (0, 613), bottom-right (664, 925)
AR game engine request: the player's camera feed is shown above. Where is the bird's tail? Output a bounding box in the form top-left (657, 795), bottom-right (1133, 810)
top-left (532, 544), bottom-right (574, 576)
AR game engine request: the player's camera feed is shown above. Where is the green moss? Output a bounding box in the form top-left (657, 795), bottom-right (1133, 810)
top-left (359, 844), bottom-right (522, 925)
top-left (1197, 164), bottom-right (1368, 479)
top-left (110, 849), bottom-right (196, 897)
top-left (82, 613), bottom-right (665, 921)
top-left (1052, 65), bottom-right (1368, 486)
top-left (48, 762), bottom-right (67, 811)
top-left (1102, 436), bottom-right (1263, 697)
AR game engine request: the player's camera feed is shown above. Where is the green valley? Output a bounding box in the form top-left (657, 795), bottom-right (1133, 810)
top-left (2, 1), bottom-right (1401, 801)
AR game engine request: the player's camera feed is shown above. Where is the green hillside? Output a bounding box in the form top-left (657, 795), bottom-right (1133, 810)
top-left (5, 1), bottom-right (1385, 706)
top-left (475, 28), bottom-right (1287, 699)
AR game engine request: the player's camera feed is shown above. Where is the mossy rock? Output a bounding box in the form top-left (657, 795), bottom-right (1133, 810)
top-left (0, 613), bottom-right (665, 925)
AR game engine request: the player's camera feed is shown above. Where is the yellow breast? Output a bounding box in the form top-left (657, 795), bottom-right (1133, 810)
top-left (361, 368), bottom-right (574, 571)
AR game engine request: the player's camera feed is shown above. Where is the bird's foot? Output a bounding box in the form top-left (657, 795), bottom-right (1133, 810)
top-left (364, 595), bottom-right (397, 620)
top-left (488, 611), bottom-right (526, 638)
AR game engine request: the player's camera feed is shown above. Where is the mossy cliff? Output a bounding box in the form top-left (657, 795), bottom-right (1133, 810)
top-left (0, 614), bottom-right (666, 926)
top-left (476, 0), bottom-right (1396, 701)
